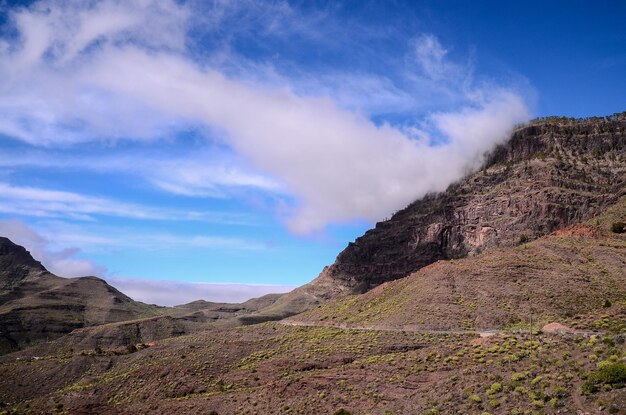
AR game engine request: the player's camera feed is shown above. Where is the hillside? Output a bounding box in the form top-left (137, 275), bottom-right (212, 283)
top-left (254, 114), bottom-right (626, 321)
top-left (288, 197), bottom-right (626, 331)
top-left (1, 114), bottom-right (626, 413)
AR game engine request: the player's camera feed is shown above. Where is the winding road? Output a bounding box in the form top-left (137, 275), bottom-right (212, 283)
top-left (279, 319), bottom-right (598, 338)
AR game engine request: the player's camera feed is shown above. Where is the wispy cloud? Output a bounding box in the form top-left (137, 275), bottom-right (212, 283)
top-left (37, 223), bottom-right (269, 253)
top-left (0, 219), bottom-right (284, 303)
top-left (0, 149), bottom-right (282, 198)
top-left (0, 182), bottom-right (255, 224)
top-left (411, 34), bottom-right (464, 82)
top-left (0, 0), bottom-right (532, 234)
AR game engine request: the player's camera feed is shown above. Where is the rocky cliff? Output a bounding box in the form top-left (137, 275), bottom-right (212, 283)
top-left (256, 113), bottom-right (626, 319)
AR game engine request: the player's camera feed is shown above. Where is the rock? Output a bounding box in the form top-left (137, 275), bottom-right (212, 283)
top-left (542, 323), bottom-right (576, 334)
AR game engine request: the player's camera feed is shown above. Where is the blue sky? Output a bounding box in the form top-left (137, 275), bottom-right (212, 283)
top-left (0, 0), bottom-right (624, 305)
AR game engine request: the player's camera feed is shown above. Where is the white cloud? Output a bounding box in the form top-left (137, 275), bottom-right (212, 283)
top-left (10, 0), bottom-right (188, 66)
top-left (0, 219), bottom-right (105, 277)
top-left (106, 277), bottom-right (296, 306)
top-left (0, 149), bottom-right (282, 198)
top-left (412, 34), bottom-right (453, 81)
top-left (0, 1), bottom-right (532, 233)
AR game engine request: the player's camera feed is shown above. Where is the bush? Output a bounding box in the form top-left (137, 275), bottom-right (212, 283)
top-left (468, 394), bottom-right (482, 404)
top-left (486, 382), bottom-right (502, 395)
top-left (582, 362), bottom-right (626, 394)
top-left (611, 222), bottom-right (626, 234)
top-left (334, 410), bottom-right (352, 415)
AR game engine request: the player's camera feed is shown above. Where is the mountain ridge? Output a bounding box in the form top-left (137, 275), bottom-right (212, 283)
top-left (0, 237), bottom-right (285, 354)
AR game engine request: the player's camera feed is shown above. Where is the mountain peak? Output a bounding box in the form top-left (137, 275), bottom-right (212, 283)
top-left (0, 237), bottom-right (47, 289)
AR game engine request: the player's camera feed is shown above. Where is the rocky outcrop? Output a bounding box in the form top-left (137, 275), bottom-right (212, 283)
top-left (289, 219), bottom-right (626, 330)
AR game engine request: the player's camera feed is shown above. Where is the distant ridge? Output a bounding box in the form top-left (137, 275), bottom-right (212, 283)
top-left (0, 237), bottom-right (164, 354)
top-left (0, 237), bottom-right (285, 354)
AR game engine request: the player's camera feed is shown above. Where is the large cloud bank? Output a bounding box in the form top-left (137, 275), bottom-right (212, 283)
top-left (0, 0), bottom-right (531, 234)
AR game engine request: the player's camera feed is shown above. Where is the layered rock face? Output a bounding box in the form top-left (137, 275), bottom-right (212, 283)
top-left (246, 116), bottom-right (626, 320)
top-left (328, 117), bottom-right (626, 290)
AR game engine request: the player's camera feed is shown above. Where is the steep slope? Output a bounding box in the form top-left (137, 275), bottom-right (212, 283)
top-left (0, 238), bottom-right (164, 354)
top-left (257, 114), bottom-right (626, 319)
top-left (0, 237), bottom-right (47, 291)
top-left (288, 196), bottom-right (626, 330)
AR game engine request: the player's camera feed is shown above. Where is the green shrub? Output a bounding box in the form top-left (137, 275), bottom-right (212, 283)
top-left (611, 222), bottom-right (626, 233)
top-left (486, 382), bottom-right (502, 395)
top-left (511, 372), bottom-right (528, 381)
top-left (334, 410), bottom-right (352, 415)
top-left (468, 394), bottom-right (482, 404)
top-left (582, 361), bottom-right (626, 394)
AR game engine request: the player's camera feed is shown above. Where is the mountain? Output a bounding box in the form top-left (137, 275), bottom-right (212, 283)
top-left (0, 237), bottom-right (47, 290)
top-left (0, 237), bottom-right (165, 354)
top-left (253, 114), bottom-right (626, 320)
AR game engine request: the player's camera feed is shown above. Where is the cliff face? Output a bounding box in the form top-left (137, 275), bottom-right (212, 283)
top-left (329, 118), bottom-right (626, 290)
top-left (254, 115), bottom-right (626, 319)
